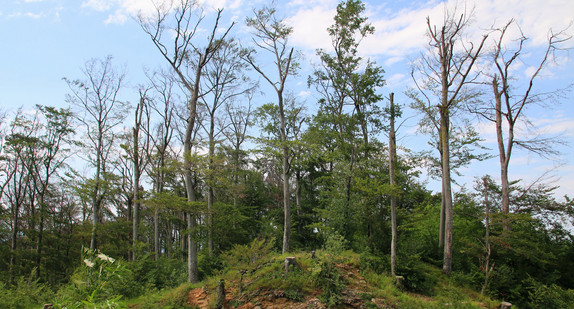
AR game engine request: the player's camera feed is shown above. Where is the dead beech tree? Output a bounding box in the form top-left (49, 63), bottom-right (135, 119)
top-left (411, 6), bottom-right (487, 275)
top-left (472, 20), bottom-right (572, 229)
top-left (138, 0), bottom-right (234, 283)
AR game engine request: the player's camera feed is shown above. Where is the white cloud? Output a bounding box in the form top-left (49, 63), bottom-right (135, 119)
top-left (288, 5), bottom-right (335, 52)
top-left (82, 0), bottom-right (112, 12)
top-left (105, 12), bottom-right (128, 24)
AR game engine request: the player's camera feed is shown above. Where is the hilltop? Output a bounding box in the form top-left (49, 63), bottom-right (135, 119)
top-left (126, 245), bottom-right (501, 309)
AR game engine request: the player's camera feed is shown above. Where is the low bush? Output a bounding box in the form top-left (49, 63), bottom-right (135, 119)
top-left (0, 271), bottom-right (54, 309)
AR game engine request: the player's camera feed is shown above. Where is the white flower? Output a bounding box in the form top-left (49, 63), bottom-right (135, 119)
top-left (83, 259), bottom-right (95, 268)
top-left (97, 253), bottom-right (115, 263)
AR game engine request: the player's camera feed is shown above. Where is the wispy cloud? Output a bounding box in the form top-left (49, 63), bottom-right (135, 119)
top-left (7, 11), bottom-right (44, 18)
top-left (82, 0), bottom-right (112, 12)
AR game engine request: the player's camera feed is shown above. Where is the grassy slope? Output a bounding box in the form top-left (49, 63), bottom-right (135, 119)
top-left (125, 250), bottom-right (501, 309)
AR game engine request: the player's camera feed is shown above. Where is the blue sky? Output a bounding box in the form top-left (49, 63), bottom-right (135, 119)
top-left (1, 0), bottom-right (573, 198)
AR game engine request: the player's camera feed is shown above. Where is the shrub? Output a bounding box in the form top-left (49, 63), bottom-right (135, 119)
top-left (312, 259), bottom-right (345, 307)
top-left (221, 238), bottom-right (275, 270)
top-left (522, 277), bottom-right (574, 309)
top-left (396, 254), bottom-right (437, 295)
top-left (0, 271), bottom-right (54, 309)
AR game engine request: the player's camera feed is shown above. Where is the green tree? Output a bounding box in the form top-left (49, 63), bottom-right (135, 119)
top-left (307, 0), bottom-right (384, 246)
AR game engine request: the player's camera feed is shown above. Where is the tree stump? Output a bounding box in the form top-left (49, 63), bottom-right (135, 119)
top-left (284, 257), bottom-right (300, 273)
top-left (394, 275), bottom-right (405, 290)
top-left (215, 279), bottom-right (225, 309)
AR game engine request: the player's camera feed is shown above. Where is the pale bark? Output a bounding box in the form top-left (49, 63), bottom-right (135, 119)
top-left (388, 93), bottom-right (398, 277)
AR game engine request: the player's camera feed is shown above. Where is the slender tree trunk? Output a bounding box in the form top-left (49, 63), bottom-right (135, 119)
top-left (388, 93), bottom-right (398, 277)
top-left (279, 93), bottom-right (291, 254)
top-left (154, 208), bottom-right (160, 260)
top-left (132, 129), bottom-right (141, 260)
top-left (207, 122), bottom-right (215, 254)
top-left (440, 107), bottom-right (454, 275)
top-left (481, 177), bottom-right (491, 295)
top-left (91, 140), bottom-right (102, 250)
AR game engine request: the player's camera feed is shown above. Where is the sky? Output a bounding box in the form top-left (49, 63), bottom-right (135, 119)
top-left (1, 0), bottom-right (573, 199)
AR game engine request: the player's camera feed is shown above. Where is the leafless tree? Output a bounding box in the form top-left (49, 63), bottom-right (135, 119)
top-left (138, 0), bottom-right (234, 282)
top-left (472, 20), bottom-right (572, 229)
top-left (199, 38), bottom-right (255, 254)
top-left (64, 56), bottom-right (129, 250)
top-left (411, 5), bottom-right (488, 274)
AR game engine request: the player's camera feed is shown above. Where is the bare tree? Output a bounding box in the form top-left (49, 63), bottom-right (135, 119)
top-left (223, 92), bottom-right (254, 209)
top-left (64, 56), bottom-right (129, 250)
top-left (472, 20), bottom-right (571, 228)
top-left (146, 68), bottom-right (179, 260)
top-left (138, 0), bottom-right (234, 282)
top-left (410, 6), bottom-right (488, 274)
top-left (130, 88), bottom-right (151, 260)
top-left (199, 38), bottom-right (254, 254)
top-left (243, 5), bottom-right (298, 254)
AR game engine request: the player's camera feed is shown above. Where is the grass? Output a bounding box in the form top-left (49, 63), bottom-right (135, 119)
top-left (124, 249), bottom-right (501, 309)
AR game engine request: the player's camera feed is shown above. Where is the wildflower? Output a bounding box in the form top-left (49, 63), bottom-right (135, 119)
top-left (83, 259), bottom-right (95, 268)
top-left (97, 253), bottom-right (115, 263)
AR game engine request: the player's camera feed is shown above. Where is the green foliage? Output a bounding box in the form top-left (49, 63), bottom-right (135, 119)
top-left (0, 270), bottom-right (54, 309)
top-left (312, 259), bottom-right (345, 308)
top-left (396, 254), bottom-right (438, 295)
top-left (221, 238), bottom-right (275, 270)
top-left (198, 251), bottom-right (223, 280)
top-left (360, 252), bottom-right (390, 274)
top-left (521, 277), bottom-right (574, 309)
top-left (55, 248), bottom-right (128, 308)
top-left (323, 231), bottom-right (348, 256)
top-left (125, 255), bottom-right (188, 294)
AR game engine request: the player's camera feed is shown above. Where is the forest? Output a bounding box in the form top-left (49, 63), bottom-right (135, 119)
top-left (1, 0), bottom-right (573, 308)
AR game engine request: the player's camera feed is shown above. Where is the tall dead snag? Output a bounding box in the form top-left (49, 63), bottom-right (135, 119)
top-left (138, 0), bottom-right (234, 283)
top-left (472, 20), bottom-right (572, 230)
top-left (411, 6), bottom-right (487, 274)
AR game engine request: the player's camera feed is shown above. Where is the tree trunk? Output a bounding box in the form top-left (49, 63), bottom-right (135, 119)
top-left (91, 140), bottom-right (102, 250)
top-left (184, 91), bottom-right (199, 282)
top-left (132, 128), bottom-right (140, 261)
top-left (207, 120), bottom-right (215, 255)
top-left (154, 208), bottom-right (160, 260)
top-left (388, 93), bottom-right (398, 277)
top-left (440, 107), bottom-right (454, 275)
top-left (493, 77), bottom-right (511, 230)
top-left (279, 93), bottom-right (291, 254)
top-left (481, 177), bottom-right (491, 295)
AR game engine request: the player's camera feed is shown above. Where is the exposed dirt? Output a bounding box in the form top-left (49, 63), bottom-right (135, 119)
top-left (186, 262), bottom-right (395, 309)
